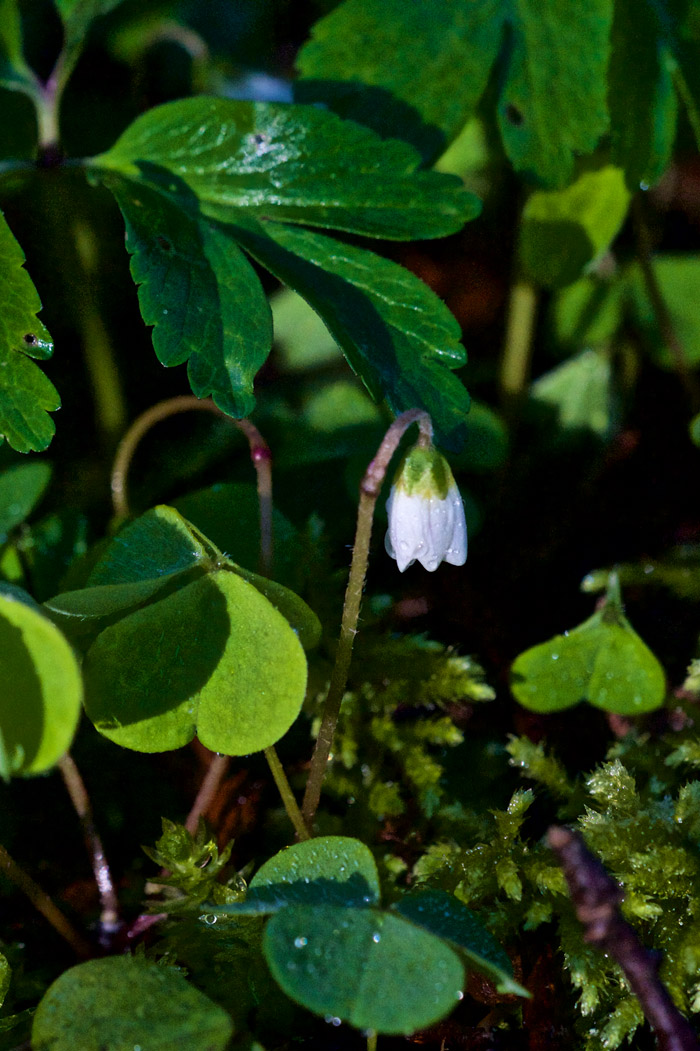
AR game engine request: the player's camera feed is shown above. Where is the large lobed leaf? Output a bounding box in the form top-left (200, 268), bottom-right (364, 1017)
top-left (0, 211), bottom-right (59, 452)
top-left (90, 97), bottom-right (476, 446)
top-left (297, 0), bottom-right (612, 187)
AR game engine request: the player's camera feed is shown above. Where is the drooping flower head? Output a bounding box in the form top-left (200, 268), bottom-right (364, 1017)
top-left (384, 443), bottom-right (467, 572)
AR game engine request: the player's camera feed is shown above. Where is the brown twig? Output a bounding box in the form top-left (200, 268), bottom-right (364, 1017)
top-left (548, 826), bottom-right (700, 1051)
top-left (0, 841), bottom-right (92, 959)
top-left (58, 754), bottom-right (121, 947)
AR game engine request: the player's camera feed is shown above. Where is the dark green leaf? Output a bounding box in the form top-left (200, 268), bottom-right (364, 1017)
top-left (31, 955), bottom-right (233, 1051)
top-left (0, 210), bottom-right (59, 452)
top-left (608, 0), bottom-right (678, 187)
top-left (296, 0), bottom-right (503, 162)
top-left (83, 568), bottom-right (308, 755)
top-left (0, 951), bottom-right (9, 1007)
top-left (53, 0), bottom-right (128, 91)
top-left (511, 578), bottom-right (666, 715)
top-left (498, 0), bottom-right (612, 187)
top-left (0, 460), bottom-right (51, 539)
top-left (394, 889), bottom-right (528, 997)
top-left (264, 904), bottom-right (464, 1034)
top-left (232, 216), bottom-right (470, 451)
top-left (551, 275), bottom-right (624, 351)
top-left (216, 836), bottom-right (381, 915)
top-left (107, 174), bottom-right (272, 417)
top-left (691, 412), bottom-right (700, 447)
top-left (93, 97), bottom-right (479, 240)
top-left (0, 586), bottom-right (82, 779)
top-left (87, 505), bottom-right (212, 586)
top-left (297, 0), bottom-right (612, 186)
top-left (519, 167), bottom-right (630, 289)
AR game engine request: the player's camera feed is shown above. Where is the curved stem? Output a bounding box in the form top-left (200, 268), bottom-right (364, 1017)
top-left (264, 746), bottom-right (310, 841)
top-left (0, 841), bottom-right (92, 958)
top-left (301, 409), bottom-right (431, 828)
top-left (110, 395), bottom-right (273, 574)
top-left (58, 755), bottom-right (120, 945)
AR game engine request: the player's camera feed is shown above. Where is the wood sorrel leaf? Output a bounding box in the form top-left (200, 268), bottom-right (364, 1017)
top-left (215, 835), bottom-right (381, 915)
top-left (82, 568), bottom-right (308, 755)
top-left (264, 904), bottom-right (464, 1035)
top-left (0, 586), bottom-right (82, 779)
top-left (394, 889), bottom-right (529, 997)
top-left (32, 955), bottom-right (233, 1051)
top-left (0, 460), bottom-right (51, 539)
top-left (0, 211), bottom-right (59, 452)
top-left (510, 579), bottom-right (666, 715)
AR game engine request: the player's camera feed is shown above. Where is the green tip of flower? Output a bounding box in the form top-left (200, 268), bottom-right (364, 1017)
top-left (394, 445), bottom-right (453, 500)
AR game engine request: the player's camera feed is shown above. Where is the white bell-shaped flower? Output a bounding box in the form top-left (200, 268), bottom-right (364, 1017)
top-left (384, 444), bottom-right (467, 572)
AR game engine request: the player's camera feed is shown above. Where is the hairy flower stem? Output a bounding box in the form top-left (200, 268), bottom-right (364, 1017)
top-left (58, 754), bottom-right (121, 946)
top-left (0, 841), bottom-right (92, 958)
top-left (301, 409), bottom-right (432, 828)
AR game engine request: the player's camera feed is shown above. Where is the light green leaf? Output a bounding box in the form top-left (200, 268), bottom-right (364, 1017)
top-left (608, 0), bottom-right (677, 187)
top-left (551, 275), bottom-right (624, 351)
top-left (0, 460), bottom-right (51, 539)
top-left (511, 578), bottom-right (666, 715)
top-left (216, 836), bottom-right (381, 916)
top-left (498, 0), bottom-right (612, 187)
top-left (0, 211), bottom-right (59, 452)
top-left (264, 904), bottom-right (464, 1034)
top-left (297, 0), bottom-right (612, 186)
top-left (629, 254), bottom-right (700, 367)
top-left (296, 0), bottom-right (503, 162)
top-left (83, 568), bottom-right (308, 755)
top-left (394, 889), bottom-right (529, 997)
top-left (519, 167), bottom-right (630, 288)
top-left (232, 216), bottom-right (470, 451)
top-left (31, 955), bottom-right (233, 1051)
top-left (0, 586), bottom-right (82, 779)
top-left (0, 952), bottom-right (9, 1007)
top-left (107, 174), bottom-right (272, 418)
top-left (0, 0), bottom-right (35, 92)
top-left (530, 348), bottom-right (614, 438)
top-left (92, 96), bottom-right (479, 241)
top-left (271, 287), bottom-right (341, 372)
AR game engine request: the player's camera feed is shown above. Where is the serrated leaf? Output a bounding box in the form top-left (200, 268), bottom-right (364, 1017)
top-left (92, 97), bottom-right (479, 240)
top-left (232, 216), bottom-right (470, 451)
top-left (31, 955), bottom-right (233, 1051)
top-left (0, 460), bottom-right (51, 539)
top-left (0, 586), bottom-right (82, 779)
top-left (0, 0), bottom-right (35, 92)
top-left (215, 836), bottom-right (381, 916)
top-left (107, 174), bottom-right (272, 417)
top-left (296, 0), bottom-right (503, 162)
top-left (83, 568), bottom-right (307, 755)
top-left (394, 889), bottom-right (529, 997)
top-left (0, 211), bottom-right (59, 452)
top-left (608, 0), bottom-right (678, 187)
top-left (519, 167), bottom-right (630, 289)
top-left (297, 0), bottom-right (612, 187)
top-left (498, 0), bottom-right (613, 187)
top-left (264, 904), bottom-right (464, 1035)
top-left (510, 580), bottom-right (666, 715)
